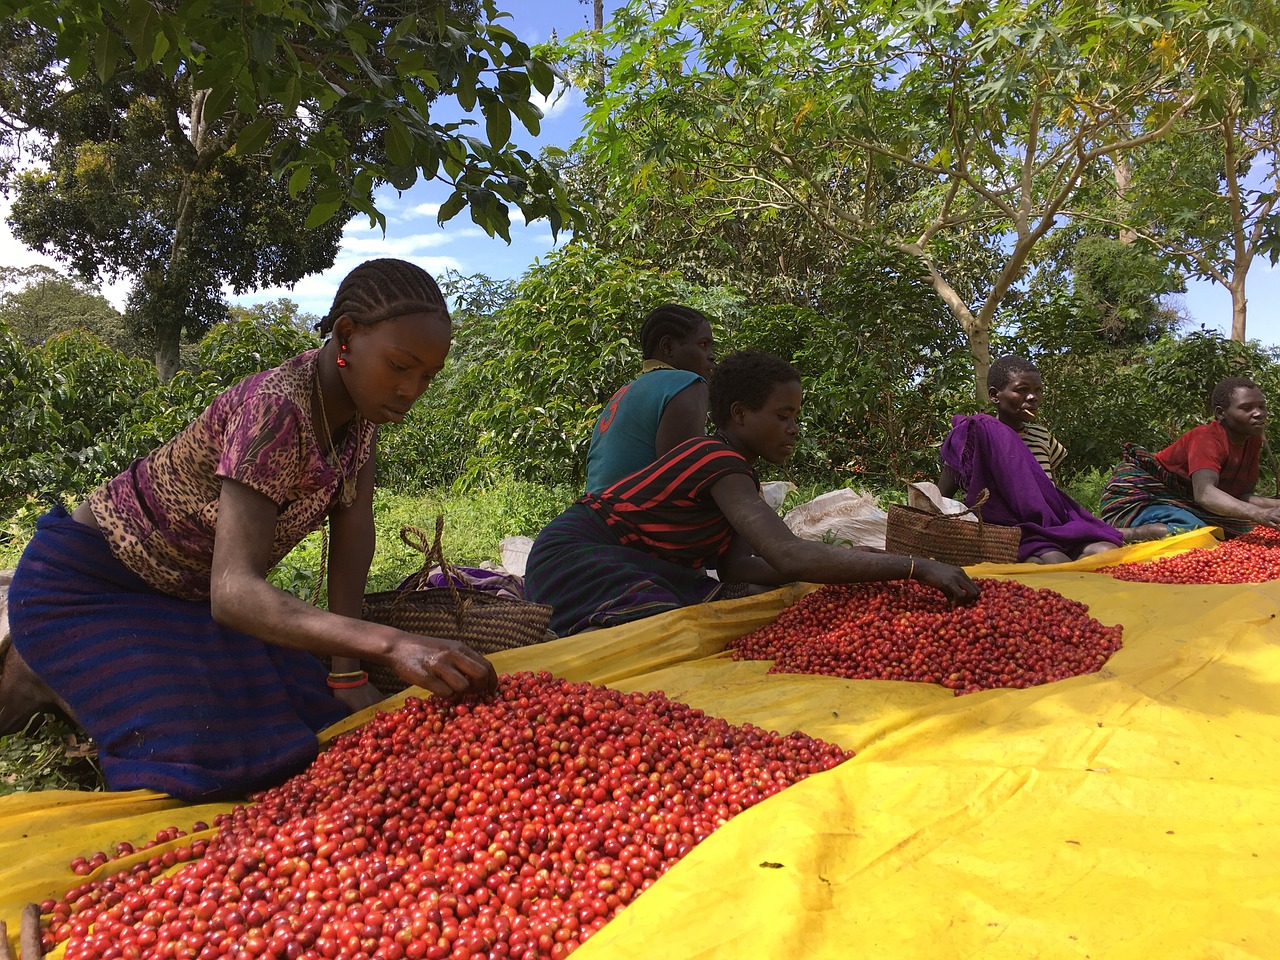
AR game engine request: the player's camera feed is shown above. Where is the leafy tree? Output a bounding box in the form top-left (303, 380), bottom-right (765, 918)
top-left (0, 265), bottom-right (132, 353)
top-left (228, 298), bottom-right (321, 338)
top-left (566, 0), bottom-right (1268, 398)
top-left (447, 243), bottom-right (734, 490)
top-left (0, 1), bottom-right (573, 379)
top-left (1118, 103), bottom-right (1280, 341)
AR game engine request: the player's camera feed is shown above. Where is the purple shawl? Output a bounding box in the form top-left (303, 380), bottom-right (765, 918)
top-left (940, 413), bottom-right (1122, 561)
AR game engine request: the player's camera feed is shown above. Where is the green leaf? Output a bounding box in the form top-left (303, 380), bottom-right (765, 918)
top-left (288, 164), bottom-right (312, 197)
top-left (304, 188), bottom-right (345, 228)
top-left (485, 100), bottom-right (512, 151)
top-left (235, 118), bottom-right (273, 156)
top-left (438, 189), bottom-right (468, 225)
top-left (94, 29), bottom-right (123, 81)
top-left (526, 58), bottom-right (555, 96)
top-left (385, 117), bottom-right (415, 168)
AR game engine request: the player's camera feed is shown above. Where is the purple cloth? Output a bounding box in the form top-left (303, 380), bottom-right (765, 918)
top-left (397, 565), bottom-right (528, 602)
top-left (940, 414), bottom-right (1122, 561)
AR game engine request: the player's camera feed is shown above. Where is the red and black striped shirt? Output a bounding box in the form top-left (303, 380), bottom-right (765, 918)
top-left (580, 435), bottom-right (757, 568)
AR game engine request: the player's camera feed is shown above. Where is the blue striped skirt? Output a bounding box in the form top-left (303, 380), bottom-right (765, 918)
top-left (523, 503), bottom-right (729, 636)
top-left (8, 506), bottom-right (347, 800)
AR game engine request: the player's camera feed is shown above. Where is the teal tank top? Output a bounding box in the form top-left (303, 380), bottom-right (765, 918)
top-left (584, 368), bottom-right (703, 493)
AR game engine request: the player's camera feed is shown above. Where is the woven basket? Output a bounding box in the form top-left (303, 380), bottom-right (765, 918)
top-left (884, 489), bottom-right (1021, 567)
top-left (358, 518), bottom-right (554, 692)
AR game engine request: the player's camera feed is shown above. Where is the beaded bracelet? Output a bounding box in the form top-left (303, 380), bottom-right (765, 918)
top-left (327, 671), bottom-right (369, 689)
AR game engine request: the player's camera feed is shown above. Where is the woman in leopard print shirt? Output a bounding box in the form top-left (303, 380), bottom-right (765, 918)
top-left (3, 259), bottom-right (495, 800)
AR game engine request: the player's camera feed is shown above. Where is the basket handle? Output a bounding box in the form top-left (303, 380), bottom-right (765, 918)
top-left (908, 488), bottom-right (991, 530)
top-left (959, 488), bottom-right (990, 529)
top-left (396, 516), bottom-right (473, 622)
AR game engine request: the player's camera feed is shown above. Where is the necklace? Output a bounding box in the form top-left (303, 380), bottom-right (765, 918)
top-left (314, 365), bottom-right (359, 507)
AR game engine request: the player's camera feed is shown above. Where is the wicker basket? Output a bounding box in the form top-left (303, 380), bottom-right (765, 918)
top-left (884, 489), bottom-right (1021, 567)
top-left (357, 518), bottom-right (554, 692)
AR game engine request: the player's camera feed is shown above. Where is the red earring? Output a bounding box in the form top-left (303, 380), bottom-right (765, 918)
top-left (336, 342), bottom-right (348, 368)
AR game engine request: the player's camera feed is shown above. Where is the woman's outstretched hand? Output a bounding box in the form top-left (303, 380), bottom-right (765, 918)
top-left (912, 558), bottom-right (981, 606)
top-left (389, 635), bottom-right (499, 699)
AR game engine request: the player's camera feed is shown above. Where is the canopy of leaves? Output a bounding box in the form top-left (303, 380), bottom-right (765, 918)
top-left (559, 0), bottom-right (1271, 393)
top-left (0, 265), bottom-right (132, 353)
top-left (3, 0), bottom-right (573, 237)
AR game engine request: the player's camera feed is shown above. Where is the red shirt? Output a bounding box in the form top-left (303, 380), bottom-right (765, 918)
top-left (1155, 421), bottom-right (1260, 499)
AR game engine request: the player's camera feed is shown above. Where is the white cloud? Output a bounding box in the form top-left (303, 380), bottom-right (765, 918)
top-left (532, 83), bottom-right (581, 122)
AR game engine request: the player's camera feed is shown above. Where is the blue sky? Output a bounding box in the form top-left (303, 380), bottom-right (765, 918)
top-left (1, 0), bottom-right (1277, 345)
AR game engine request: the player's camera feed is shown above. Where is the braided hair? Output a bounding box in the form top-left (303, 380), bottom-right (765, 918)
top-left (317, 259), bottom-right (449, 336)
top-left (639, 304), bottom-right (708, 360)
top-left (1211, 375), bottom-right (1260, 415)
top-left (987, 355), bottom-right (1039, 393)
top-left (709, 349), bottom-right (802, 428)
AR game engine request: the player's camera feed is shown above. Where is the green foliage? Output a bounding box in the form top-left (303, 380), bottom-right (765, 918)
top-left (561, 0), bottom-right (1272, 396)
top-left (0, 265), bottom-right (132, 354)
top-left (0, 323), bottom-right (160, 514)
top-left (0, 319), bottom-right (316, 518)
top-left (731, 250), bottom-right (974, 486)
top-left (0, 713), bottom-right (103, 794)
top-left (1021, 330), bottom-right (1280, 484)
top-left (1, 1), bottom-right (575, 376)
top-left (453, 244), bottom-right (729, 489)
top-left (2, 1), bottom-right (571, 235)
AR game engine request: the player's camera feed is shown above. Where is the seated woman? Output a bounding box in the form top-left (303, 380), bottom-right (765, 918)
top-left (1099, 376), bottom-right (1280, 538)
top-left (584, 304), bottom-right (716, 493)
top-left (938, 355), bottom-right (1126, 564)
top-left (526, 349), bottom-right (979, 637)
top-left (2, 259), bottom-right (496, 800)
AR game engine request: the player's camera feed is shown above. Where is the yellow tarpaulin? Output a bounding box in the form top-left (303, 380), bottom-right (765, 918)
top-left (7, 527), bottom-right (1279, 958)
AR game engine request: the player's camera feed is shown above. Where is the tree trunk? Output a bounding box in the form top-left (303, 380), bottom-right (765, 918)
top-left (1112, 154), bottom-right (1137, 244)
top-left (968, 325), bottom-right (990, 404)
top-left (155, 327), bottom-right (181, 381)
top-left (1230, 276), bottom-right (1247, 341)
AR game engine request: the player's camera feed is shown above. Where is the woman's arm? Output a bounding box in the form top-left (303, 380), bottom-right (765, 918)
top-left (654, 381), bottom-right (709, 458)
top-left (1191, 470), bottom-right (1280, 528)
top-left (210, 477), bottom-right (496, 698)
top-left (324, 453), bottom-right (384, 709)
top-left (710, 474), bottom-right (978, 603)
top-left (938, 463), bottom-right (961, 499)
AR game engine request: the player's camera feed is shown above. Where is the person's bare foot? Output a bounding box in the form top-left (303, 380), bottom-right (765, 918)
top-left (1122, 523), bottom-right (1169, 543)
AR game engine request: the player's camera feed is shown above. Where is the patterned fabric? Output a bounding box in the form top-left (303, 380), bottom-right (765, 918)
top-left (8, 506), bottom-right (347, 800)
top-left (1019, 421), bottom-right (1067, 484)
top-left (584, 365), bottom-right (704, 494)
top-left (940, 414), bottom-right (1122, 561)
top-left (1152, 421), bottom-right (1260, 499)
top-left (582, 435), bottom-right (757, 568)
top-left (90, 350), bottom-right (376, 600)
top-left (1099, 443), bottom-right (1256, 538)
top-left (523, 504), bottom-right (728, 636)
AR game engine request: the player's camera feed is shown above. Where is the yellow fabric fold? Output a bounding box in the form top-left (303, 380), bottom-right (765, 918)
top-left (5, 531), bottom-right (1279, 958)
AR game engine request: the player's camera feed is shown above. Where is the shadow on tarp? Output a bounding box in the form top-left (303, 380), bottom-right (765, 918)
top-left (5, 528), bottom-right (1280, 958)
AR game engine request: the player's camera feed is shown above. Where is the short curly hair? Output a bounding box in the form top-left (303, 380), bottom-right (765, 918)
top-left (317, 259), bottom-right (448, 336)
top-left (708, 349), bottom-right (802, 428)
top-left (987, 355), bottom-right (1039, 393)
top-left (1211, 375), bottom-right (1261, 414)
